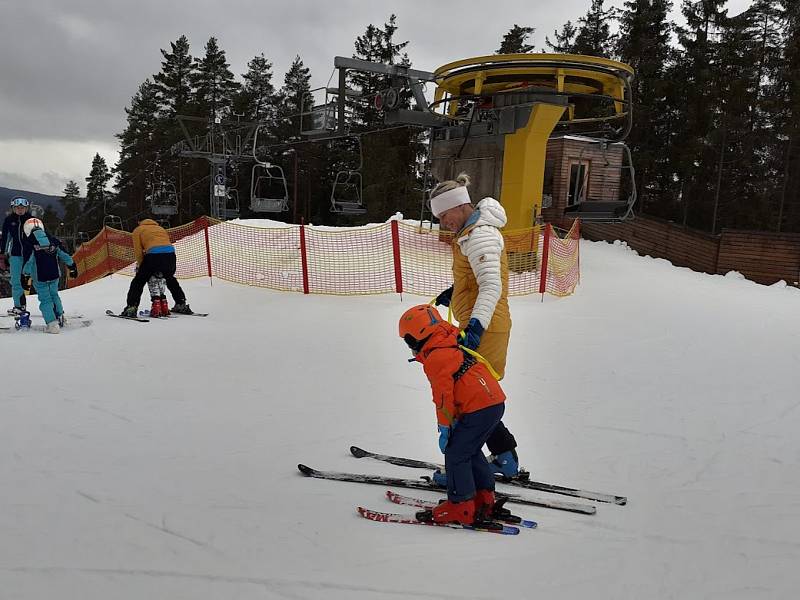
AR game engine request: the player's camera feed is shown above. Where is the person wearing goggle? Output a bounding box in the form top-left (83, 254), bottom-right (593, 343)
top-left (1, 197), bottom-right (33, 313)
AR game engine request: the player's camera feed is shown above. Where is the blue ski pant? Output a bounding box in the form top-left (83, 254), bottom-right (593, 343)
top-left (34, 279), bottom-right (63, 324)
top-left (9, 255), bottom-right (26, 308)
top-left (444, 402), bottom-right (505, 502)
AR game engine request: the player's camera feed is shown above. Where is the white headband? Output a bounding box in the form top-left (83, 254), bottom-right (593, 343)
top-left (430, 186), bottom-right (471, 218)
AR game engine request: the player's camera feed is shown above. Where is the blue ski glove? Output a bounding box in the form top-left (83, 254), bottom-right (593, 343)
top-left (458, 318), bottom-right (484, 351)
top-left (438, 425), bottom-right (451, 454)
top-left (434, 285), bottom-right (453, 307)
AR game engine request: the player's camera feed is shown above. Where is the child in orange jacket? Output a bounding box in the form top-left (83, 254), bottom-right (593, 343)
top-left (399, 304), bottom-right (506, 525)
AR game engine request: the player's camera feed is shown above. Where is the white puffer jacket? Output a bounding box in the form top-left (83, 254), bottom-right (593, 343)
top-left (455, 198), bottom-right (507, 329)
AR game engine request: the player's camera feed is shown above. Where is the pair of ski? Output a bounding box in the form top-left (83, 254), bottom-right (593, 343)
top-left (352, 446), bottom-right (627, 506)
top-left (106, 309), bottom-right (208, 323)
top-left (0, 313), bottom-right (92, 332)
top-left (300, 447), bottom-right (626, 516)
top-left (358, 491), bottom-right (535, 535)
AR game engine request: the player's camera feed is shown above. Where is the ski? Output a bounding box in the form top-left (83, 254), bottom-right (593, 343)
top-left (106, 309), bottom-right (149, 322)
top-left (169, 311), bottom-right (209, 317)
top-left (356, 507), bottom-right (519, 535)
top-left (350, 446), bottom-right (627, 506)
top-left (297, 464), bottom-right (595, 515)
top-left (385, 491), bottom-right (537, 529)
top-left (1, 319), bottom-right (93, 333)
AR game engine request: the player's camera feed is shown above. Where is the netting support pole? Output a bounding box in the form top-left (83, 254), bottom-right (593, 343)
top-left (575, 219), bottom-right (581, 286)
top-left (299, 223), bottom-right (310, 294)
top-left (104, 226), bottom-right (111, 279)
top-left (539, 223), bottom-right (552, 301)
top-left (391, 220), bottom-right (403, 297)
top-left (202, 216), bottom-right (213, 286)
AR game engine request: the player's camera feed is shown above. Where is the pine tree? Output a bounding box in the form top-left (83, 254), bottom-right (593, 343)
top-left (192, 37), bottom-right (240, 121)
top-left (115, 79), bottom-right (161, 220)
top-left (670, 0), bottom-right (728, 228)
top-left (275, 55), bottom-right (311, 142)
top-left (616, 0), bottom-right (673, 215)
top-left (236, 53), bottom-right (277, 125)
top-left (774, 0), bottom-right (800, 231)
top-left (83, 154), bottom-right (114, 235)
top-left (60, 180), bottom-right (82, 235)
top-left (154, 35), bottom-right (194, 119)
top-left (545, 21), bottom-right (578, 52)
top-left (497, 25), bottom-right (536, 54)
top-left (573, 0), bottom-right (616, 57)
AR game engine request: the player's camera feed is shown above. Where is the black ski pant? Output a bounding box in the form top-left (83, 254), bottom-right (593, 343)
top-left (486, 420), bottom-right (517, 456)
top-left (126, 252), bottom-right (186, 307)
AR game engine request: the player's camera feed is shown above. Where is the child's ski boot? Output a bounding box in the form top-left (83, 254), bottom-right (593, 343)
top-left (149, 297), bottom-right (163, 318)
top-left (473, 490), bottom-right (520, 524)
top-left (159, 295), bottom-right (170, 316)
top-left (14, 310), bottom-right (31, 329)
top-left (416, 498), bottom-right (476, 525)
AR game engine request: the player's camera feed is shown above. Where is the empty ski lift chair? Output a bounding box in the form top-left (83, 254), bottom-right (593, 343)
top-left (330, 170), bottom-right (366, 215)
top-left (563, 140), bottom-right (637, 222)
top-left (103, 214), bottom-right (124, 229)
top-left (150, 182), bottom-right (179, 216)
top-left (250, 163), bottom-right (289, 213)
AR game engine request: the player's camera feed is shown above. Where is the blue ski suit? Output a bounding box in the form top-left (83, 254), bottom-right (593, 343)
top-left (22, 229), bottom-right (74, 324)
top-left (1, 211), bottom-right (33, 308)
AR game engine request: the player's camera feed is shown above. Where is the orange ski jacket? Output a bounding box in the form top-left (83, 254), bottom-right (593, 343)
top-left (413, 322), bottom-right (506, 427)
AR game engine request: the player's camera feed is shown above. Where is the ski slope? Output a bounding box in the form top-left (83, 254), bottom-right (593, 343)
top-left (2, 238), bottom-right (799, 600)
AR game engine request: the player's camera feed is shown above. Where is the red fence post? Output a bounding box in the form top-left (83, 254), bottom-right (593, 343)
top-left (539, 223), bottom-right (552, 298)
top-left (299, 223), bottom-right (310, 294)
top-left (104, 226), bottom-right (111, 278)
top-left (202, 216), bottom-right (213, 286)
top-left (390, 220), bottom-right (403, 295)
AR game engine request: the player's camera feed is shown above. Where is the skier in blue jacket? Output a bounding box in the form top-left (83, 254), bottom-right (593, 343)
top-left (0, 197), bottom-right (33, 313)
top-left (21, 218), bottom-right (78, 334)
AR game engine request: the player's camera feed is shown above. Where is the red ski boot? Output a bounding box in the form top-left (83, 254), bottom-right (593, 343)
top-left (159, 296), bottom-right (170, 316)
top-left (417, 498), bottom-right (475, 525)
top-left (149, 297), bottom-right (162, 318)
top-left (474, 489), bottom-right (518, 524)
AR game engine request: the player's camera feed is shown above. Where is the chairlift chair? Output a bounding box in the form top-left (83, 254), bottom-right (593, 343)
top-left (330, 170), bottom-right (366, 215)
top-left (103, 214), bottom-right (124, 229)
top-left (150, 182), bottom-right (179, 216)
top-left (250, 163), bottom-right (289, 213)
top-left (563, 140), bottom-right (636, 222)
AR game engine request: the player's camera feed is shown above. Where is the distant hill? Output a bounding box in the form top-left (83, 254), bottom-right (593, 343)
top-left (0, 187), bottom-right (65, 218)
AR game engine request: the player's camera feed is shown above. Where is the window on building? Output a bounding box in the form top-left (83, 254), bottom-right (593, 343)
top-left (568, 161), bottom-right (590, 205)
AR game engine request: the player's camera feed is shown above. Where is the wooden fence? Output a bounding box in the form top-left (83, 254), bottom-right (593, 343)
top-left (581, 216), bottom-right (800, 286)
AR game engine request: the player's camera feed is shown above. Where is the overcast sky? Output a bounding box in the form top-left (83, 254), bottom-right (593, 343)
top-left (1, 0), bottom-right (751, 196)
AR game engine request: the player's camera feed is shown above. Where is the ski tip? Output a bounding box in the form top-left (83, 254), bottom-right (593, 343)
top-left (350, 446), bottom-right (368, 458)
top-left (297, 464), bottom-right (314, 476)
top-left (615, 497), bottom-right (628, 506)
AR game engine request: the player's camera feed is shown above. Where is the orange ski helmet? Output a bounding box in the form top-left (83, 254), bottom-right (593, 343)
top-left (399, 304), bottom-right (444, 352)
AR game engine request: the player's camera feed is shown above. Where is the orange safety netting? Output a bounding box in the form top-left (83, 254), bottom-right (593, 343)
top-left (69, 217), bottom-right (581, 298)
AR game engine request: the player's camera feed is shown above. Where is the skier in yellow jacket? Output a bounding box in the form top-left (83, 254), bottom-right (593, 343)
top-left (120, 219), bottom-right (192, 317)
top-left (429, 173), bottom-right (520, 479)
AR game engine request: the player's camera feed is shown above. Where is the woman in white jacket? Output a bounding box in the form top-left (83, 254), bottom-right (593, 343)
top-left (428, 173), bottom-right (520, 478)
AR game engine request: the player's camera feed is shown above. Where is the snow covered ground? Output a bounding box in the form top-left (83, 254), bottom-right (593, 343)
top-left (2, 239), bottom-right (799, 600)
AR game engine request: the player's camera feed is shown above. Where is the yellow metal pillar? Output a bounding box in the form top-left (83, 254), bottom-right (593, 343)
top-left (499, 102), bottom-right (566, 231)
